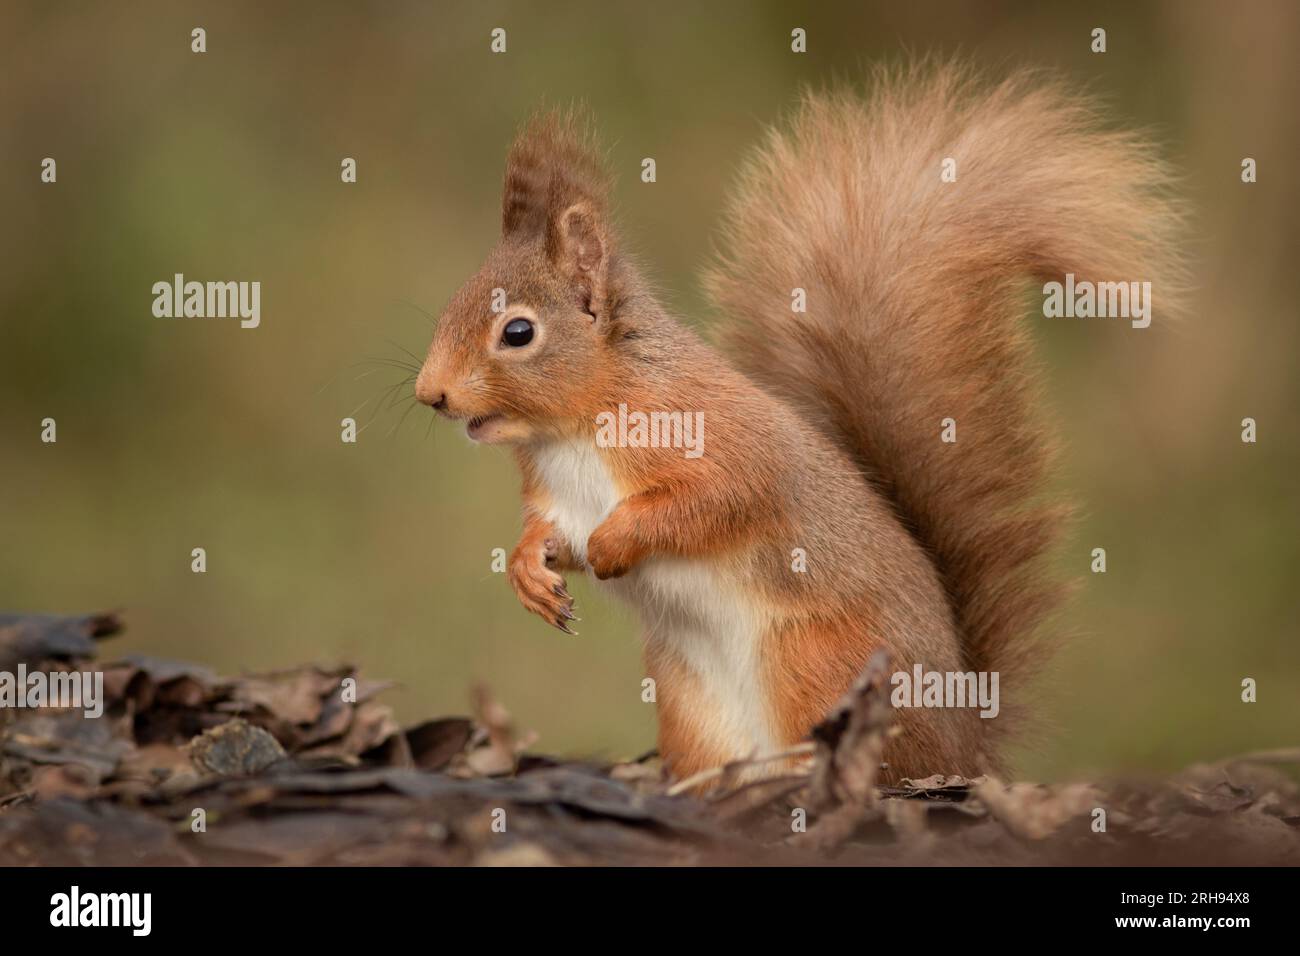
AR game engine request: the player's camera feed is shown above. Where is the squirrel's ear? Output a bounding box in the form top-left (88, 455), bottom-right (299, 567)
top-left (548, 200), bottom-right (608, 320)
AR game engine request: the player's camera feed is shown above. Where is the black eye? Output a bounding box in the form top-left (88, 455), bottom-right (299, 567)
top-left (501, 317), bottom-right (534, 348)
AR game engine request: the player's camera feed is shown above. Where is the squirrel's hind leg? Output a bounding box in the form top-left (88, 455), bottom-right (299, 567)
top-left (643, 639), bottom-right (744, 783)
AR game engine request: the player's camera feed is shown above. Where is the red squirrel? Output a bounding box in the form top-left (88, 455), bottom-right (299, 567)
top-left (414, 63), bottom-right (1183, 782)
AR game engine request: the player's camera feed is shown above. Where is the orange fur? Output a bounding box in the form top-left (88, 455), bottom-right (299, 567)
top-left (642, 639), bottom-right (736, 779)
top-left (416, 64), bottom-right (1185, 781)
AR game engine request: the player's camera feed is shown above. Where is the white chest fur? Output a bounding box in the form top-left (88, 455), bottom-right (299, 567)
top-left (529, 438), bottom-right (779, 758)
top-left (530, 437), bottom-right (621, 563)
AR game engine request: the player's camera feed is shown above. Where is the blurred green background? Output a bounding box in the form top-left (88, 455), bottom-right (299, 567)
top-left (2, 1), bottom-right (1296, 780)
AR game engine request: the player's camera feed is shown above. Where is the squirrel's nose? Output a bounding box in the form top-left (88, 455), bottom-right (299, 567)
top-left (413, 368), bottom-right (445, 408)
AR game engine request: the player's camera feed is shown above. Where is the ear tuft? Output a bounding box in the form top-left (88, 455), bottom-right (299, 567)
top-left (501, 107), bottom-right (611, 241)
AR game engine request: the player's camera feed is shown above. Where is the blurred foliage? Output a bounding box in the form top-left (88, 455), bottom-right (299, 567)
top-left (2, 1), bottom-right (1296, 779)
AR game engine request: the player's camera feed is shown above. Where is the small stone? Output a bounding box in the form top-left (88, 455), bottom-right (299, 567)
top-left (188, 718), bottom-right (286, 776)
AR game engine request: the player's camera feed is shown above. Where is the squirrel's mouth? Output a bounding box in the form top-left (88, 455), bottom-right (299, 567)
top-left (466, 414), bottom-right (504, 441)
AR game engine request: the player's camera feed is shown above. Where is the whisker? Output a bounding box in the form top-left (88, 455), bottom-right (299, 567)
top-left (349, 377), bottom-right (410, 422)
top-left (385, 395), bottom-right (423, 438)
top-left (382, 381), bottom-right (416, 413)
top-left (385, 338), bottom-right (427, 367)
top-left (351, 367), bottom-right (412, 385)
top-left (391, 298), bottom-right (436, 322)
top-left (355, 355), bottom-right (421, 374)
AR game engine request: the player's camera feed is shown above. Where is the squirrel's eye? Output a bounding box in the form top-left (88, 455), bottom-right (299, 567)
top-left (501, 317), bottom-right (534, 348)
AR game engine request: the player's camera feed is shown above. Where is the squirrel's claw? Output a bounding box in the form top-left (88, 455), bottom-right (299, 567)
top-left (508, 542), bottom-right (577, 635)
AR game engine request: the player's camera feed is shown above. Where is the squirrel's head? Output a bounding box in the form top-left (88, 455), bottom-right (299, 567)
top-left (416, 110), bottom-right (623, 446)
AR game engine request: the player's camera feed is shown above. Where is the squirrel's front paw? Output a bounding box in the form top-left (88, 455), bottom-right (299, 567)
top-left (585, 522), bottom-right (644, 581)
top-left (508, 537), bottom-right (578, 634)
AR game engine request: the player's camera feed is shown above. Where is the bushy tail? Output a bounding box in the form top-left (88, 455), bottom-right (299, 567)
top-left (705, 62), bottom-right (1184, 699)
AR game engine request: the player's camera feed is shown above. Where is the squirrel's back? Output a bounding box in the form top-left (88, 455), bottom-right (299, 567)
top-left (705, 62), bottom-right (1185, 740)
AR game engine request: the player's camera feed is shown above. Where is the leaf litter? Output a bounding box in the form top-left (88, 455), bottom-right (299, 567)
top-left (1, 612), bottom-right (1297, 866)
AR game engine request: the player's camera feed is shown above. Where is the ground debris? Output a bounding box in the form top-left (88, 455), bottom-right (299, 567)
top-left (1, 612), bottom-right (1297, 866)
top-left (188, 718), bottom-right (287, 776)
